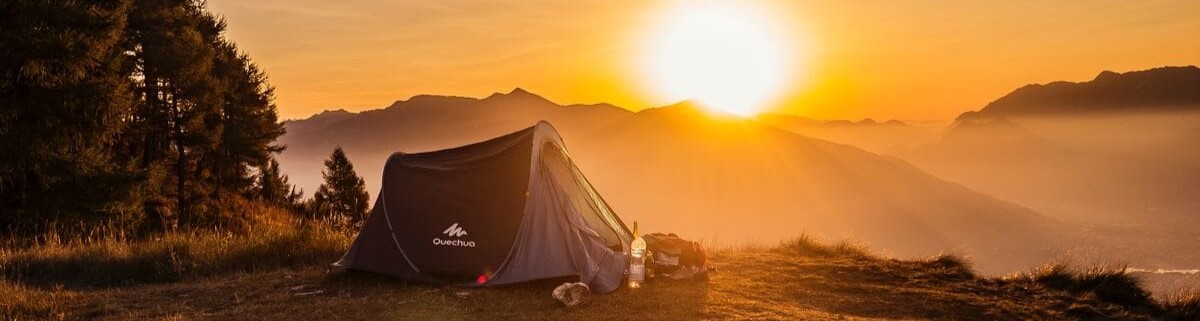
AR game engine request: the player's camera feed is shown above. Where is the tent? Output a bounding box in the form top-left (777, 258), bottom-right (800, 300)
top-left (333, 121), bottom-right (633, 293)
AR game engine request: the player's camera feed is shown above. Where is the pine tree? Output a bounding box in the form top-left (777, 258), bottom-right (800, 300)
top-left (124, 0), bottom-right (224, 225)
top-left (123, 0), bottom-right (277, 226)
top-left (210, 41), bottom-right (285, 196)
top-left (0, 0), bottom-right (145, 232)
top-left (258, 157), bottom-right (301, 207)
top-left (1, 0), bottom-right (290, 234)
top-left (311, 146), bottom-right (370, 226)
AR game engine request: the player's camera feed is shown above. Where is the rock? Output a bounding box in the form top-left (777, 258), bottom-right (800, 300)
top-left (552, 282), bottom-right (590, 307)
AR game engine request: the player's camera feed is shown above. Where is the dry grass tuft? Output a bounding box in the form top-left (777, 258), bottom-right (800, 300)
top-left (1024, 263), bottom-right (1154, 309)
top-left (1160, 291), bottom-right (1200, 320)
top-left (920, 253), bottom-right (975, 279)
top-left (776, 233), bottom-right (870, 259)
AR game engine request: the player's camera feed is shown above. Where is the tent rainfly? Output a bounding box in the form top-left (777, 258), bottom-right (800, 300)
top-left (333, 121), bottom-right (633, 293)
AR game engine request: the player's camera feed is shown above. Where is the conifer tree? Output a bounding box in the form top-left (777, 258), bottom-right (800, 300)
top-left (0, 0), bottom-right (145, 231)
top-left (1, 0), bottom-right (290, 233)
top-left (210, 42), bottom-right (286, 195)
top-left (311, 146), bottom-right (370, 226)
top-left (258, 157), bottom-right (301, 207)
top-left (125, 0), bottom-right (226, 225)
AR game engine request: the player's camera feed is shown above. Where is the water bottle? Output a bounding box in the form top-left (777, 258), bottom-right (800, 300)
top-left (629, 221), bottom-right (646, 288)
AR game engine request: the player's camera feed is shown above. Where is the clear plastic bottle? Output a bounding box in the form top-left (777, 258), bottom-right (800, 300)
top-left (629, 221), bottom-right (646, 288)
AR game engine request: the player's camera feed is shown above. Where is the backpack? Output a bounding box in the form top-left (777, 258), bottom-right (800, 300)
top-left (643, 233), bottom-right (708, 280)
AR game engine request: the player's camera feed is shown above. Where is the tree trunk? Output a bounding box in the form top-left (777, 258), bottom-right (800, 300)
top-left (172, 96), bottom-right (187, 224)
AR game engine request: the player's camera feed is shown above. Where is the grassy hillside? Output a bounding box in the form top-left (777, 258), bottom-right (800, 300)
top-left (4, 225), bottom-right (1196, 320)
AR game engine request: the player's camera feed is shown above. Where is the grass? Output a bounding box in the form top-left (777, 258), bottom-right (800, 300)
top-left (3, 221), bottom-right (1199, 320)
top-left (0, 203), bottom-right (356, 320)
top-left (0, 281), bottom-right (74, 320)
top-left (3, 223), bottom-right (350, 286)
top-left (911, 253), bottom-right (976, 281)
top-left (1001, 263), bottom-right (1200, 320)
top-left (776, 233), bottom-right (870, 259)
top-left (1161, 292), bottom-right (1200, 320)
top-left (1027, 263), bottom-right (1154, 309)
top-left (1, 205), bottom-right (352, 288)
top-left (6, 242), bottom-right (1030, 320)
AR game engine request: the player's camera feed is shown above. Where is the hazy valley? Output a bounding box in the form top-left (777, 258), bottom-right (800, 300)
top-left (277, 67), bottom-right (1200, 288)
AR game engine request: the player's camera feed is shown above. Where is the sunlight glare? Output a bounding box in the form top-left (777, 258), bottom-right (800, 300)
top-left (641, 2), bottom-right (794, 116)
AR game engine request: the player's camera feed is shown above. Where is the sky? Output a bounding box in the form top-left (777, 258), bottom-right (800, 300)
top-left (207, 0), bottom-right (1200, 121)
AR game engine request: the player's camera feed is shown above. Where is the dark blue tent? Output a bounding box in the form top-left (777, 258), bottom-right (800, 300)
top-left (334, 121), bottom-right (632, 293)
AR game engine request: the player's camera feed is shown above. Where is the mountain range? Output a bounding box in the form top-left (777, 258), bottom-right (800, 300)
top-left (279, 65), bottom-right (1200, 274)
top-left (903, 66), bottom-right (1200, 226)
top-left (958, 65), bottom-right (1200, 120)
top-left (279, 89), bottom-right (1065, 274)
top-left (755, 114), bottom-right (939, 155)
top-left (894, 66), bottom-right (1200, 270)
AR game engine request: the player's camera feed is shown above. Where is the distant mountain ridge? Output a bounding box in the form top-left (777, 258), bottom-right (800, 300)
top-left (279, 87), bottom-right (632, 197)
top-left (285, 109), bottom-right (355, 135)
top-left (757, 114), bottom-right (909, 127)
top-left (959, 66), bottom-right (1200, 120)
top-left (755, 113), bottom-right (938, 155)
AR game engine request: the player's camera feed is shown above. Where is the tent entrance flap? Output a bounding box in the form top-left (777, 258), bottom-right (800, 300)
top-left (540, 142), bottom-right (632, 250)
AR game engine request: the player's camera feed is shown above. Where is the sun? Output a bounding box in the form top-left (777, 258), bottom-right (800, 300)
top-left (640, 2), bottom-right (794, 116)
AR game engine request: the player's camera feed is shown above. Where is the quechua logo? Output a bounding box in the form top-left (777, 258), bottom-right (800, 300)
top-left (443, 223), bottom-right (468, 237)
top-left (433, 223), bottom-right (476, 247)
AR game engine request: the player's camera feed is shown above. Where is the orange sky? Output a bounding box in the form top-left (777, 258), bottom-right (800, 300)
top-left (208, 0), bottom-right (1200, 121)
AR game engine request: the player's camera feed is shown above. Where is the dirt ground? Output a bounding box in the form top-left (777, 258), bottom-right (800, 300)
top-left (36, 250), bottom-right (1107, 321)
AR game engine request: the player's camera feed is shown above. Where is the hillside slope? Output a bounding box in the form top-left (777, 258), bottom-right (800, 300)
top-left (571, 103), bottom-right (1061, 273)
top-left (279, 93), bottom-right (1067, 274)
